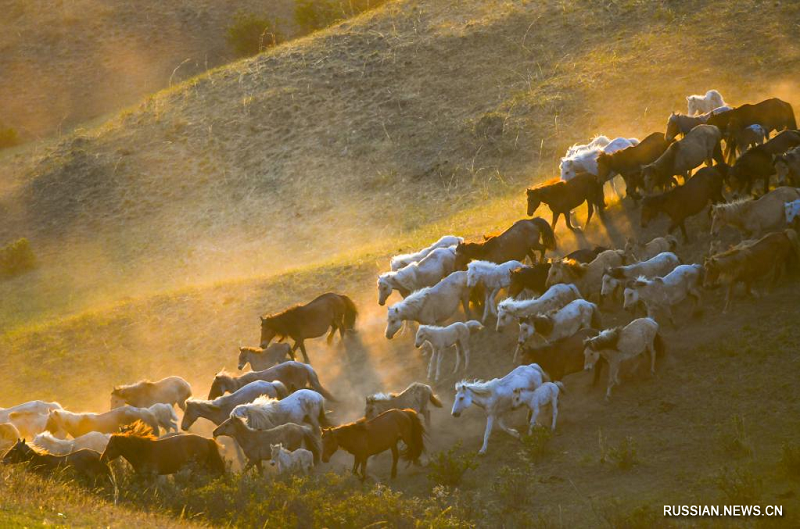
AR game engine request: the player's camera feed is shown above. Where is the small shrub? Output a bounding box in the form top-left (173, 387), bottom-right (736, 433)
top-left (0, 125), bottom-right (20, 149)
top-left (226, 11), bottom-right (281, 57)
top-left (519, 427), bottom-right (553, 462)
top-left (715, 466), bottom-right (762, 504)
top-left (0, 238), bottom-right (36, 278)
top-left (427, 442), bottom-right (479, 488)
top-left (717, 415), bottom-right (752, 458)
top-left (294, 0), bottom-right (387, 33)
top-left (489, 466), bottom-right (536, 527)
top-left (600, 432), bottom-right (639, 470)
top-left (780, 442), bottom-right (800, 479)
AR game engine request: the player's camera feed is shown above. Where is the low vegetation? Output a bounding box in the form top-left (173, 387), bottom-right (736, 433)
top-left (0, 125), bottom-right (20, 149)
top-left (0, 237), bottom-right (36, 278)
top-left (427, 442), bottom-right (479, 488)
top-left (715, 466), bottom-right (763, 504)
top-left (294, 0), bottom-right (388, 33)
top-left (226, 11), bottom-right (282, 57)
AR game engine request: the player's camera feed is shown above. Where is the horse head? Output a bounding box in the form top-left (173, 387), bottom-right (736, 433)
top-left (451, 384), bottom-right (473, 417)
top-left (510, 387), bottom-right (524, 409)
top-left (526, 188), bottom-right (541, 216)
top-left (583, 340), bottom-right (601, 371)
top-left (320, 428), bottom-right (338, 462)
top-left (376, 274), bottom-right (395, 306)
top-left (99, 435), bottom-right (122, 464)
top-left (622, 286), bottom-right (639, 312)
top-left (385, 307), bottom-right (403, 339)
top-left (702, 257), bottom-right (720, 289)
top-left (453, 242), bottom-right (476, 271)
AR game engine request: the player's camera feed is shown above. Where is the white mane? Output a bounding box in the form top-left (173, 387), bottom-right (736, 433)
top-left (390, 286), bottom-right (430, 316)
top-left (456, 378), bottom-right (499, 396)
top-left (712, 198), bottom-right (752, 217)
top-left (368, 392), bottom-right (392, 402)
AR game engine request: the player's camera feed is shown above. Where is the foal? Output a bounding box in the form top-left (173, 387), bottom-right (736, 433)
top-left (511, 382), bottom-right (565, 434)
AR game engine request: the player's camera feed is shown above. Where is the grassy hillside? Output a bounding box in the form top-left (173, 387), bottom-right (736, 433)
top-left (3, 0), bottom-right (800, 526)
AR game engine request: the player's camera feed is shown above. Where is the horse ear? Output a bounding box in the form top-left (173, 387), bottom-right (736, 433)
top-left (260, 316), bottom-right (266, 323)
top-left (686, 96), bottom-right (691, 101)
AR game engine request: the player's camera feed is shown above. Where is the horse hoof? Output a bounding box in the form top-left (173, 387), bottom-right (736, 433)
top-left (478, 450), bottom-right (487, 456)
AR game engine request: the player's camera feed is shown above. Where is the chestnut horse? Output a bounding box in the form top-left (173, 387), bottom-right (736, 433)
top-left (260, 293), bottom-right (357, 364)
top-left (2, 439), bottom-right (110, 483)
top-left (321, 408), bottom-right (425, 480)
top-left (454, 218), bottom-right (556, 269)
top-left (526, 173), bottom-right (605, 230)
top-left (100, 422), bottom-right (225, 476)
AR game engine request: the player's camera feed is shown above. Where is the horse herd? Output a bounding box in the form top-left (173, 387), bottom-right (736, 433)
top-left (3, 89), bottom-right (800, 486)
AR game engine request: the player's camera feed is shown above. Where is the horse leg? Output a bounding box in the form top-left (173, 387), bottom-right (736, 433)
top-left (326, 324), bottom-right (336, 345)
top-left (551, 399), bottom-right (558, 431)
top-left (390, 443), bottom-right (399, 479)
top-left (497, 415), bottom-right (520, 440)
top-left (298, 341), bottom-right (311, 364)
top-left (462, 341), bottom-right (470, 372)
top-left (361, 457), bottom-right (369, 481)
top-left (288, 342), bottom-right (299, 361)
top-left (436, 347), bottom-right (445, 382)
top-left (649, 343), bottom-right (657, 375)
top-left (564, 210), bottom-right (576, 231)
top-left (551, 210), bottom-right (559, 231)
top-left (586, 201), bottom-right (594, 227)
top-left (479, 415), bottom-right (495, 455)
top-left (679, 222), bottom-right (689, 243)
top-left (606, 360), bottom-right (620, 401)
top-left (427, 349), bottom-right (436, 380)
top-left (451, 344), bottom-right (460, 375)
top-left (482, 292), bottom-right (492, 323)
top-left (723, 283), bottom-right (734, 314)
top-left (528, 405), bottom-right (539, 435)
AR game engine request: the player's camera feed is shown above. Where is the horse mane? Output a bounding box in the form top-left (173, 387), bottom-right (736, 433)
top-left (114, 380), bottom-right (155, 392)
top-left (587, 327), bottom-right (621, 350)
top-left (712, 197), bottom-right (752, 217)
top-left (367, 392), bottom-right (394, 402)
top-left (239, 346), bottom-right (264, 355)
top-left (557, 258), bottom-right (587, 277)
top-left (214, 369), bottom-right (236, 379)
top-left (529, 177), bottom-right (561, 192)
top-left (115, 420), bottom-right (157, 440)
top-left (392, 287), bottom-right (430, 315)
top-left (456, 378), bottom-right (498, 396)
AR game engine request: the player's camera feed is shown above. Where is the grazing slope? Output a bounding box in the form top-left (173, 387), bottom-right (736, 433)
top-left (2, 0), bottom-right (800, 525)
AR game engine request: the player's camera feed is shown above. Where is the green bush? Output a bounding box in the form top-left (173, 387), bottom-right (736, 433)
top-left (226, 11), bottom-right (281, 57)
top-left (519, 428), bottom-right (553, 462)
top-left (0, 125), bottom-right (20, 149)
top-left (600, 433), bottom-right (639, 471)
top-left (0, 238), bottom-right (36, 278)
top-left (294, 0), bottom-right (387, 33)
top-left (427, 442), bottom-right (479, 488)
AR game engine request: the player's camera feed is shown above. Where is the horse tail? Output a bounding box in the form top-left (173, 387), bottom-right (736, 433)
top-left (206, 439), bottom-right (227, 475)
top-left (400, 409), bottom-right (425, 463)
top-left (340, 295), bottom-right (358, 331)
top-left (653, 332), bottom-right (666, 358)
top-left (428, 391), bottom-right (444, 408)
top-left (590, 303), bottom-right (602, 329)
top-left (554, 381), bottom-right (566, 395)
top-left (303, 427), bottom-right (323, 465)
top-left (304, 364), bottom-right (337, 402)
top-left (532, 217), bottom-right (557, 250)
top-left (317, 404), bottom-right (332, 428)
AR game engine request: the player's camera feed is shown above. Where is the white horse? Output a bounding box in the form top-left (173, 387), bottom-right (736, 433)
top-left (270, 444), bottom-right (313, 475)
top-left (518, 299), bottom-right (600, 346)
top-left (378, 247), bottom-right (456, 306)
top-left (182, 380), bottom-right (287, 430)
top-left (32, 431), bottom-right (111, 456)
top-left (110, 376), bottom-right (192, 411)
top-left (0, 401), bottom-right (62, 423)
top-left (624, 235), bottom-right (678, 261)
top-left (415, 321), bottom-right (483, 381)
top-left (495, 284), bottom-right (582, 357)
top-left (686, 89), bottom-right (726, 116)
top-left (584, 317), bottom-right (664, 399)
top-left (565, 136), bottom-right (611, 158)
top-left (511, 382), bottom-right (564, 433)
top-left (786, 199), bottom-right (800, 224)
top-left (451, 364), bottom-right (548, 455)
top-left (623, 264), bottom-right (703, 326)
top-left (390, 235), bottom-right (463, 271)
top-left (601, 252), bottom-right (681, 302)
top-left (466, 260), bottom-right (525, 322)
top-left (560, 137), bottom-right (639, 180)
top-left (545, 249), bottom-right (627, 300)
top-left (365, 382), bottom-right (443, 427)
top-left (147, 403), bottom-right (179, 433)
top-left (45, 406), bottom-right (161, 438)
top-left (385, 271), bottom-right (471, 339)
top-left (230, 390), bottom-right (328, 430)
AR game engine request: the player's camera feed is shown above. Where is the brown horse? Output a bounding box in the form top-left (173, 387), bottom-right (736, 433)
top-left (100, 422), bottom-right (225, 476)
top-left (640, 163), bottom-right (726, 242)
top-left (454, 218), bottom-right (556, 270)
top-left (728, 130), bottom-right (800, 194)
top-left (2, 439), bottom-right (111, 483)
top-left (565, 246), bottom-right (609, 264)
top-left (526, 173), bottom-right (605, 230)
top-left (508, 263), bottom-right (551, 298)
top-left (321, 408), bottom-right (424, 480)
top-left (596, 132), bottom-right (672, 200)
top-left (703, 229), bottom-right (799, 312)
top-left (207, 361), bottom-right (335, 400)
top-left (260, 293), bottom-right (357, 364)
top-left (519, 328), bottom-right (605, 384)
top-left (708, 98), bottom-right (797, 159)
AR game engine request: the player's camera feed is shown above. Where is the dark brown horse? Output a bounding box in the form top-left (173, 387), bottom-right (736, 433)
top-left (728, 130), bottom-right (800, 194)
top-left (2, 439), bottom-right (110, 483)
top-left (260, 293), bottom-right (357, 364)
top-left (507, 263), bottom-right (551, 298)
top-left (321, 408), bottom-right (424, 480)
top-left (707, 98), bottom-right (796, 160)
top-left (100, 422), bottom-right (225, 476)
top-left (207, 361), bottom-right (335, 400)
top-left (596, 132), bottom-right (673, 199)
top-left (565, 246), bottom-right (609, 264)
top-left (526, 173), bottom-right (605, 230)
top-left (519, 328), bottom-right (605, 384)
top-left (703, 229), bottom-right (799, 313)
top-left (640, 163), bottom-right (726, 242)
top-left (454, 218), bottom-right (556, 270)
